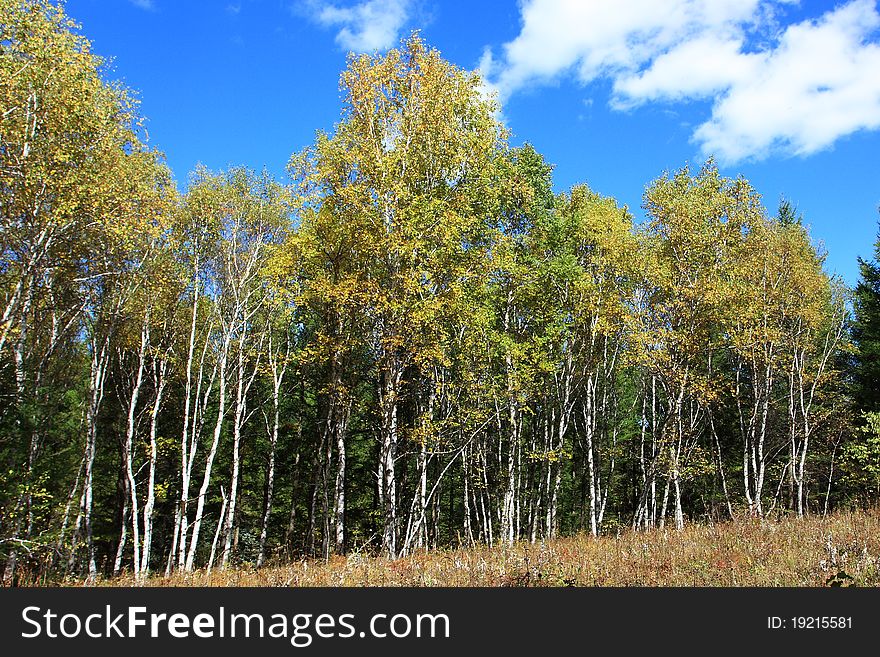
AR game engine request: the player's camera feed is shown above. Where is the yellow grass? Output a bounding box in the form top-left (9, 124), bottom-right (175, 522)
top-left (68, 508), bottom-right (880, 587)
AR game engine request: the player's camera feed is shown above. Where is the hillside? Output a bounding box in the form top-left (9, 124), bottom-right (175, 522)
top-left (68, 508), bottom-right (880, 587)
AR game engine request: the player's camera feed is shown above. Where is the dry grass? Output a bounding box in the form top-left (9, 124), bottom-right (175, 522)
top-left (69, 508), bottom-right (880, 587)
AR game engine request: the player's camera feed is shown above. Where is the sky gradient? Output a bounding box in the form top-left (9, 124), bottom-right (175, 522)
top-left (66, 0), bottom-right (880, 284)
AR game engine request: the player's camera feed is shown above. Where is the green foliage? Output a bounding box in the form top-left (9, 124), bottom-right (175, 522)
top-left (840, 412), bottom-right (880, 500)
top-left (852, 221), bottom-right (880, 413)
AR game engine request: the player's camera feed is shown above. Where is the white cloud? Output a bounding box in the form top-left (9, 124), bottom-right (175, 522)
top-left (129, 0), bottom-right (155, 10)
top-left (695, 0), bottom-right (880, 162)
top-left (612, 36), bottom-right (762, 107)
top-left (494, 0), bottom-right (761, 97)
top-left (312, 0), bottom-right (410, 52)
top-left (487, 0), bottom-right (880, 163)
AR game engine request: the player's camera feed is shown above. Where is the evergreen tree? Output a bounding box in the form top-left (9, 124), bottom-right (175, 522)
top-left (853, 219), bottom-right (880, 414)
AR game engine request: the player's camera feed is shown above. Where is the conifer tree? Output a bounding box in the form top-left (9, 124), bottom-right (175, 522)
top-left (852, 220), bottom-right (880, 414)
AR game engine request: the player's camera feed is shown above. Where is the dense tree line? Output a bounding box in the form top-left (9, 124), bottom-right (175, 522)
top-left (1, 1), bottom-right (878, 584)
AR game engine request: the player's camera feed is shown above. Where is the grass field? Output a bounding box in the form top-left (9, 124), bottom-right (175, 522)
top-left (71, 507), bottom-right (880, 587)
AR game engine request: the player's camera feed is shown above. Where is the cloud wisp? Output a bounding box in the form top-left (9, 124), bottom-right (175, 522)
top-left (308, 0), bottom-right (411, 53)
top-left (483, 0), bottom-right (880, 163)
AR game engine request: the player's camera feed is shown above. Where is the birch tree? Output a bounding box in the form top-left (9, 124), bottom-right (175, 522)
top-left (0, 0), bottom-right (169, 582)
top-left (292, 34), bottom-right (506, 557)
top-left (636, 161), bottom-right (762, 529)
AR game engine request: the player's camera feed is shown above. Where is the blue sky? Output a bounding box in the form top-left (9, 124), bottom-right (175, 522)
top-left (65, 0), bottom-right (880, 284)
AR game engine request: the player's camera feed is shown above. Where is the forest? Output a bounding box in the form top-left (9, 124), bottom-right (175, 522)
top-left (2, 0), bottom-right (880, 586)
